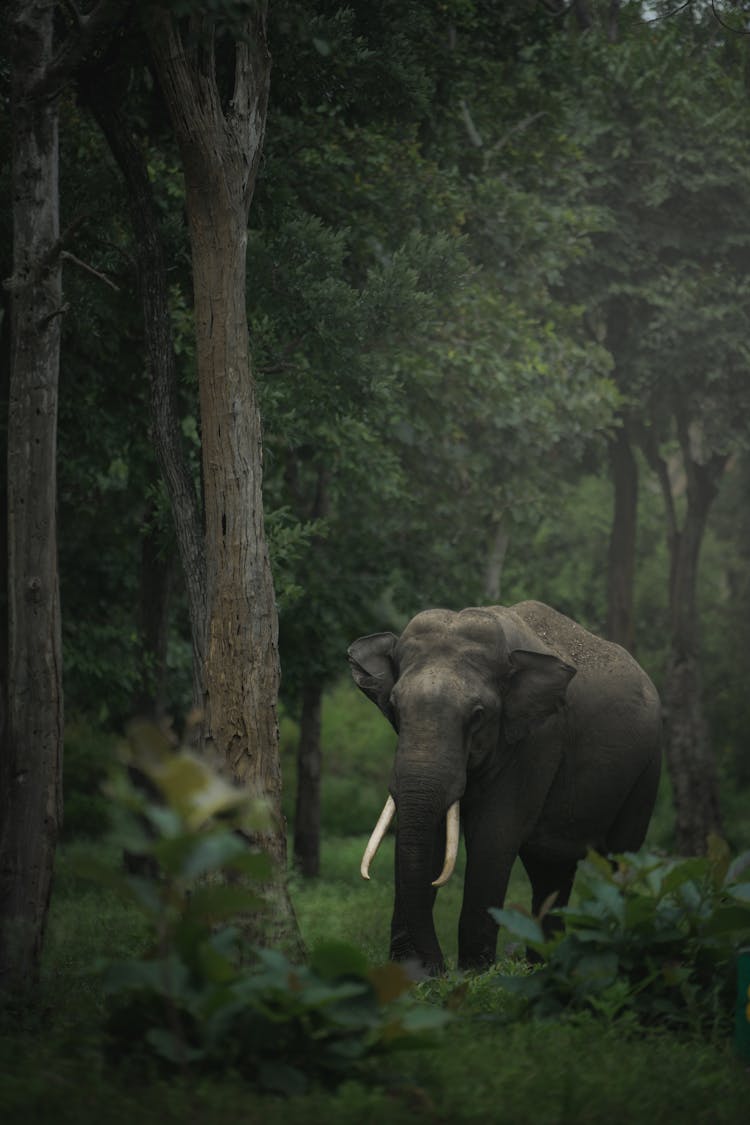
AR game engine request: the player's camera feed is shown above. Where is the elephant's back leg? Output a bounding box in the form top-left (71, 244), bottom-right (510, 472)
top-left (604, 749), bottom-right (661, 853)
top-left (519, 849), bottom-right (577, 937)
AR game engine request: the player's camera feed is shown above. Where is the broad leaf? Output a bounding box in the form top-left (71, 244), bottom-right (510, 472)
top-left (489, 907), bottom-right (545, 946)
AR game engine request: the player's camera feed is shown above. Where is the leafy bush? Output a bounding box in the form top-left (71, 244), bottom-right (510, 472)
top-left (78, 723), bottom-right (446, 1093)
top-left (492, 840), bottom-right (750, 1034)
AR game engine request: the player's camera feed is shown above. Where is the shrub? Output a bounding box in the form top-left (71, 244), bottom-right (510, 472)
top-left (492, 839), bottom-right (750, 1034)
top-left (77, 723), bottom-right (447, 1093)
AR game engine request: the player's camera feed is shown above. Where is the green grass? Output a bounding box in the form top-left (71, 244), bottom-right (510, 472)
top-left (292, 833), bottom-right (532, 967)
top-left (1, 833), bottom-right (748, 1125)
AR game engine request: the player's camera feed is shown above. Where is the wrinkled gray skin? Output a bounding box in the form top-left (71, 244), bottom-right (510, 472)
top-left (348, 601), bottom-right (661, 975)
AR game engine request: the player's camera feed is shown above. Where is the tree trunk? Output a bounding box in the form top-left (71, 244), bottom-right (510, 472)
top-left (146, 8), bottom-right (301, 955)
top-left (0, 0), bottom-right (64, 991)
top-left (606, 423), bottom-right (638, 652)
top-left (662, 451), bottom-right (726, 855)
top-left (87, 86), bottom-right (208, 709)
top-left (293, 681), bottom-right (323, 878)
top-left (644, 420), bottom-right (727, 855)
top-left (0, 289), bottom-right (10, 756)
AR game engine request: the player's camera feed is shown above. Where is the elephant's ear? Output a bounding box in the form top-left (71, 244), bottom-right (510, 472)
top-left (347, 632), bottom-right (399, 729)
top-left (502, 649), bottom-right (576, 744)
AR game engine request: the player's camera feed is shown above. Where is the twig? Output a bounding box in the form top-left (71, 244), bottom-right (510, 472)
top-left (61, 251), bottom-right (120, 291)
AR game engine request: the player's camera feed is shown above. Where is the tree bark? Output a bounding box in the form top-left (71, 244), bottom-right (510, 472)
top-left (145, 8), bottom-right (301, 954)
top-left (643, 419), bottom-right (726, 855)
top-left (0, 0), bottom-right (64, 991)
top-left (293, 681), bottom-right (323, 878)
top-left (606, 423), bottom-right (638, 652)
top-left (0, 289), bottom-right (10, 757)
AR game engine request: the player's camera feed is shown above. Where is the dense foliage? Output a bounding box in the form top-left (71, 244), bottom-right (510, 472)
top-left (78, 724), bottom-right (446, 1092)
top-left (493, 842), bottom-right (750, 1033)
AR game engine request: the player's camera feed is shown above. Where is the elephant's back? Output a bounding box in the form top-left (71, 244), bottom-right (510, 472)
top-left (506, 600), bottom-right (660, 764)
top-left (505, 600), bottom-right (653, 689)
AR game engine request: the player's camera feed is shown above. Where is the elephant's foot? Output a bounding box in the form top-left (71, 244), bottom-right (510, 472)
top-left (457, 949), bottom-right (495, 972)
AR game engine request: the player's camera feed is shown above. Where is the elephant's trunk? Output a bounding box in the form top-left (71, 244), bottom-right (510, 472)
top-left (360, 795), bottom-right (459, 886)
top-left (392, 776), bottom-right (460, 974)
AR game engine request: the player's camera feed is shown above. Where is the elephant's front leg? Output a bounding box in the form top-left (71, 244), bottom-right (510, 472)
top-left (458, 813), bottom-right (515, 970)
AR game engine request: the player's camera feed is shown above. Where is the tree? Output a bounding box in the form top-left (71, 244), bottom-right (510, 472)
top-left (560, 9), bottom-right (750, 852)
top-left (143, 4), bottom-right (299, 946)
top-left (0, 0), bottom-right (122, 991)
top-left (251, 1), bottom-right (621, 875)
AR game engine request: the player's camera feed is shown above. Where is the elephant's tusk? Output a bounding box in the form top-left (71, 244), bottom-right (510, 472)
top-left (432, 801), bottom-right (460, 888)
top-left (360, 794), bottom-right (396, 880)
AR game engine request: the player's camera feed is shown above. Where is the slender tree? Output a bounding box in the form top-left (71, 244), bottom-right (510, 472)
top-left (0, 0), bottom-right (64, 991)
top-left (0, 0), bottom-right (122, 990)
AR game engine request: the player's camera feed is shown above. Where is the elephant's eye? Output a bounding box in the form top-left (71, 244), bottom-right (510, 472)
top-left (469, 705), bottom-right (485, 732)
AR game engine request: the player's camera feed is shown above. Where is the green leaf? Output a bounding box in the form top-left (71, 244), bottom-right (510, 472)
top-left (146, 1027), bottom-right (205, 1065)
top-left (728, 882), bottom-right (750, 904)
top-left (367, 962), bottom-right (414, 1004)
top-left (727, 852), bottom-right (750, 884)
top-left (310, 940), bottom-right (370, 981)
top-left (225, 850), bottom-right (273, 880)
top-left (154, 832), bottom-right (250, 880)
top-left (185, 883), bottom-right (264, 923)
top-left (489, 907), bottom-right (545, 946)
top-left (624, 893), bottom-right (658, 929)
top-left (571, 951), bottom-right (619, 994)
top-left (699, 904), bottom-right (750, 938)
top-left (659, 859), bottom-right (709, 898)
top-left (104, 955), bottom-right (189, 998)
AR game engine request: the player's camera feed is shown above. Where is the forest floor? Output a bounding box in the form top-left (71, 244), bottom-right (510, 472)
top-left (0, 832), bottom-right (748, 1125)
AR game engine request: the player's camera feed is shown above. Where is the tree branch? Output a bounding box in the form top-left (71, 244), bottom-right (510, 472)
top-left (637, 423), bottom-right (679, 544)
top-left (60, 250), bottom-right (120, 291)
top-left (36, 0), bottom-right (128, 100)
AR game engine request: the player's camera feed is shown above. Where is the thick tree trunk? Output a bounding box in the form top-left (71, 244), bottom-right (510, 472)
top-left (146, 9), bottom-right (301, 955)
top-left (87, 89), bottom-right (208, 709)
top-left (0, 0), bottom-right (63, 990)
top-left (606, 424), bottom-right (638, 652)
top-left (293, 681), bottom-right (323, 878)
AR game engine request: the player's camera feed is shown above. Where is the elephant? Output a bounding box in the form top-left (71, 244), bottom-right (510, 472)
top-left (347, 601), bottom-right (661, 975)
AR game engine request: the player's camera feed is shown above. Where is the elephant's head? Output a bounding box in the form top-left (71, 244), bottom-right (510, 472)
top-left (348, 607), bottom-right (575, 972)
